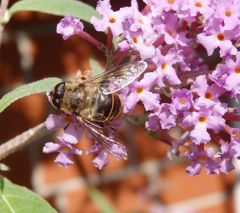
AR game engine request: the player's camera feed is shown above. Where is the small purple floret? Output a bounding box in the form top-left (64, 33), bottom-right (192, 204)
top-left (57, 15), bottom-right (84, 40)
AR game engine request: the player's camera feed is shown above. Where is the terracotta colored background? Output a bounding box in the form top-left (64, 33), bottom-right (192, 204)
top-left (0, 1), bottom-right (238, 212)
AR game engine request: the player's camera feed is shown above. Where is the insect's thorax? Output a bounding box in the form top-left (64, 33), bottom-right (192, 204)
top-left (61, 84), bottom-right (122, 122)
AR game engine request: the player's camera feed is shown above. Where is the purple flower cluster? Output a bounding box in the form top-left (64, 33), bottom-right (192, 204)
top-left (46, 0), bottom-right (240, 175)
top-left (44, 114), bottom-right (127, 169)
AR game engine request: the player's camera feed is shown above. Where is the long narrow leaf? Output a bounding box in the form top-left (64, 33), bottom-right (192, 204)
top-left (0, 176), bottom-right (57, 212)
top-left (90, 58), bottom-right (105, 76)
top-left (89, 188), bottom-right (117, 213)
top-left (0, 77), bottom-right (61, 113)
top-left (9, 0), bottom-right (100, 23)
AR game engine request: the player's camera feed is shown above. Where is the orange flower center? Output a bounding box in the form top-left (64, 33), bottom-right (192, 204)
top-left (136, 87), bottom-right (143, 94)
top-left (205, 92), bottom-right (213, 99)
top-left (225, 10), bottom-right (232, 17)
top-left (217, 33), bottom-right (225, 41)
top-left (138, 18), bottom-right (144, 24)
top-left (162, 63), bottom-right (168, 71)
top-left (133, 36), bottom-right (138, 44)
top-left (199, 116), bottom-right (207, 123)
top-left (109, 17), bottom-right (116, 23)
top-left (167, 29), bottom-right (174, 36)
top-left (198, 156), bottom-right (206, 163)
top-left (61, 146), bottom-right (69, 153)
top-left (179, 98), bottom-right (187, 104)
top-left (195, 1), bottom-right (202, 7)
top-left (168, 0), bottom-right (175, 4)
top-left (234, 132), bottom-right (240, 140)
top-left (234, 66), bottom-right (240, 74)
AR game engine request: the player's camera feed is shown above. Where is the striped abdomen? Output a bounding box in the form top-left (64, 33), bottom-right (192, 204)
top-left (91, 92), bottom-right (122, 122)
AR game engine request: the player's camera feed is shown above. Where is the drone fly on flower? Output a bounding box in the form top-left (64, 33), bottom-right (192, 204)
top-left (49, 61), bottom-right (148, 159)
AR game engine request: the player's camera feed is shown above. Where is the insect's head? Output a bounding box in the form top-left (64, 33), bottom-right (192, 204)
top-left (49, 82), bottom-right (66, 109)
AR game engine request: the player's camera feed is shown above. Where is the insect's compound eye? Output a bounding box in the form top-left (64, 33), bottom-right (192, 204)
top-left (51, 82), bottom-right (65, 109)
top-left (54, 82), bottom-right (65, 98)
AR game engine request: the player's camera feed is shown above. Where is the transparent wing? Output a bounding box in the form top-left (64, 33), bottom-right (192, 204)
top-left (84, 61), bottom-right (148, 95)
top-left (78, 117), bottom-right (127, 160)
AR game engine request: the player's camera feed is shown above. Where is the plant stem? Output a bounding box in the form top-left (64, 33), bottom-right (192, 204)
top-left (79, 31), bottom-right (106, 52)
top-left (0, 0), bottom-right (9, 18)
top-left (0, 123), bottom-right (51, 161)
top-left (0, 0), bottom-right (9, 46)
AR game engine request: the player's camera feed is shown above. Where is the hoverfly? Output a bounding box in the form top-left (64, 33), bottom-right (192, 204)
top-left (49, 61), bottom-right (148, 159)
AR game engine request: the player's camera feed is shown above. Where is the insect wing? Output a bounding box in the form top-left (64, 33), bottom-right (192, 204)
top-left (79, 117), bottom-right (127, 160)
top-left (84, 61), bottom-right (148, 95)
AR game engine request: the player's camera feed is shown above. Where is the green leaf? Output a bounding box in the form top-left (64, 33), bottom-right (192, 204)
top-left (0, 164), bottom-right (10, 172)
top-left (0, 77), bottom-right (61, 113)
top-left (89, 188), bottom-right (117, 213)
top-left (0, 176), bottom-right (56, 213)
top-left (9, 0), bottom-right (100, 23)
top-left (90, 58), bottom-right (105, 76)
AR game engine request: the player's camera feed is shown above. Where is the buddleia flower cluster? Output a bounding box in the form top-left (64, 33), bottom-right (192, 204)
top-left (44, 0), bottom-right (240, 175)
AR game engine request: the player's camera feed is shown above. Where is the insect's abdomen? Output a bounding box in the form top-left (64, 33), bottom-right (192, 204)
top-left (91, 93), bottom-right (122, 122)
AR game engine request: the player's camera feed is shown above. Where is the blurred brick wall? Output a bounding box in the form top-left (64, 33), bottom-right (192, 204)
top-left (0, 1), bottom-right (237, 213)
